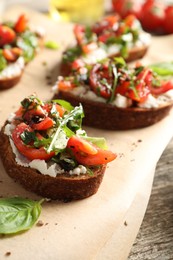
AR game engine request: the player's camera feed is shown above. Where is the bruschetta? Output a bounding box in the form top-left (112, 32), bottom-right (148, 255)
top-left (61, 14), bottom-right (151, 75)
top-left (54, 58), bottom-right (173, 130)
top-left (0, 14), bottom-right (44, 90)
top-left (0, 95), bottom-right (116, 201)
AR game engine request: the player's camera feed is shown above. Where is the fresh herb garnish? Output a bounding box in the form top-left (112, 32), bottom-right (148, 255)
top-left (0, 197), bottom-right (43, 234)
top-left (45, 41), bottom-right (59, 50)
top-left (47, 104), bottom-right (84, 153)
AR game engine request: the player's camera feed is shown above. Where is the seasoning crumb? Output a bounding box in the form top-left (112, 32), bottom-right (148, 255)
top-left (124, 221), bottom-right (128, 226)
top-left (55, 223), bottom-right (58, 225)
top-left (5, 252), bottom-right (11, 257)
top-left (45, 223), bottom-right (49, 226)
top-left (36, 220), bottom-right (44, 227)
top-left (42, 61), bottom-right (47, 66)
top-left (138, 139), bottom-right (142, 143)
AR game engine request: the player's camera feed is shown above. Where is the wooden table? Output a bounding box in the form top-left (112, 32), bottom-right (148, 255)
top-left (128, 138), bottom-right (173, 259)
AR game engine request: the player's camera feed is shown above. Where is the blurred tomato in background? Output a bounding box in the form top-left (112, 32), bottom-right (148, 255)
top-left (111, 0), bottom-right (173, 35)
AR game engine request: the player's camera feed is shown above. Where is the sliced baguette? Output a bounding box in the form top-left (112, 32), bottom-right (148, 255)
top-left (0, 124), bottom-right (106, 201)
top-left (0, 72), bottom-right (23, 90)
top-left (55, 91), bottom-right (173, 130)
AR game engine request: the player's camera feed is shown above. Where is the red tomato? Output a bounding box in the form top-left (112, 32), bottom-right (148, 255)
top-left (112, 0), bottom-right (142, 19)
top-left (67, 136), bottom-right (98, 155)
top-left (73, 24), bottom-right (97, 54)
top-left (67, 136), bottom-right (116, 166)
top-left (0, 25), bottom-right (16, 47)
top-left (32, 117), bottom-right (54, 130)
top-left (12, 123), bottom-right (55, 160)
top-left (151, 81), bottom-right (173, 95)
top-left (140, 0), bottom-right (165, 32)
top-left (71, 59), bottom-right (85, 71)
top-left (14, 14), bottom-right (28, 33)
top-left (58, 79), bottom-right (76, 92)
top-left (163, 5), bottom-right (173, 34)
top-left (92, 14), bottom-right (120, 34)
top-left (2, 47), bottom-right (22, 62)
top-left (43, 103), bottom-right (65, 118)
top-left (89, 63), bottom-right (113, 99)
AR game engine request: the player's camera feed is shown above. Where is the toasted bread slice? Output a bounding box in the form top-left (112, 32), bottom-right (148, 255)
top-left (0, 73), bottom-right (23, 90)
top-left (0, 124), bottom-right (106, 201)
top-left (55, 91), bottom-right (173, 130)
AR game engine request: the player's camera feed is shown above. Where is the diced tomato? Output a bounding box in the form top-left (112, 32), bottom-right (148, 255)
top-left (67, 136), bottom-right (98, 155)
top-left (73, 24), bottom-right (85, 45)
top-left (58, 79), bottom-right (76, 92)
top-left (81, 42), bottom-right (98, 54)
top-left (151, 81), bottom-right (173, 95)
top-left (71, 59), bottom-right (85, 71)
top-left (67, 136), bottom-right (116, 166)
top-left (14, 14), bottom-right (28, 33)
top-left (32, 117), bottom-right (54, 130)
top-left (112, 0), bottom-right (142, 19)
top-left (92, 14), bottom-right (120, 34)
top-left (43, 103), bottom-right (65, 117)
top-left (0, 25), bottom-right (16, 47)
top-left (89, 63), bottom-right (113, 99)
top-left (12, 123), bottom-right (55, 160)
top-left (2, 47), bottom-right (22, 62)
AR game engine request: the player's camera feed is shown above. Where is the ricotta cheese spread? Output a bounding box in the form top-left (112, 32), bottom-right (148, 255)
top-left (4, 123), bottom-right (87, 177)
top-left (0, 57), bottom-right (24, 80)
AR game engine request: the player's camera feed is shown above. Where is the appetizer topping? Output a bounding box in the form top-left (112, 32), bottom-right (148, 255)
top-left (6, 95), bottom-right (116, 176)
top-left (63, 14), bottom-right (150, 65)
top-left (0, 14), bottom-right (43, 76)
top-left (56, 58), bottom-right (173, 108)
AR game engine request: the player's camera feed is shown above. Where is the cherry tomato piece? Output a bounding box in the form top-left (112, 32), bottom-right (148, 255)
top-left (67, 136), bottom-right (116, 166)
top-left (0, 25), bottom-right (16, 47)
top-left (14, 14), bottom-right (28, 33)
top-left (112, 0), bottom-right (142, 19)
top-left (32, 117), bottom-right (54, 130)
top-left (151, 81), bottom-right (173, 95)
top-left (67, 136), bottom-right (98, 155)
top-left (12, 123), bottom-right (55, 160)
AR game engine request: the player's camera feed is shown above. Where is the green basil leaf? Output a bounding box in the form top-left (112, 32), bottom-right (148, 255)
top-left (149, 61), bottom-right (173, 76)
top-left (45, 41), bottom-right (59, 50)
top-left (52, 99), bottom-right (74, 111)
top-left (82, 136), bottom-right (108, 150)
top-left (0, 197), bottom-right (43, 234)
top-left (0, 52), bottom-right (7, 72)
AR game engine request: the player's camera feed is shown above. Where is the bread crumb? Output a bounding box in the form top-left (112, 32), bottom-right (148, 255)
top-left (5, 252), bottom-right (11, 256)
top-left (124, 221), bottom-right (128, 226)
top-left (36, 220), bottom-right (44, 227)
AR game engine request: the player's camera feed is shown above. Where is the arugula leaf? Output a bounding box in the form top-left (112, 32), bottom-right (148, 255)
top-left (0, 197), bottom-right (43, 234)
top-left (21, 130), bottom-right (37, 145)
top-left (47, 104), bottom-right (84, 153)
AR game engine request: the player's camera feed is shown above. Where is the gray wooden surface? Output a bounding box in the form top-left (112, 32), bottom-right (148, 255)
top-left (128, 138), bottom-right (173, 260)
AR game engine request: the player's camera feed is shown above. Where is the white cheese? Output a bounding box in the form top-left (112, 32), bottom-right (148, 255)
top-left (112, 94), bottom-right (132, 108)
top-left (0, 57), bottom-right (24, 80)
top-left (69, 165), bottom-right (87, 176)
top-left (82, 48), bottom-right (107, 64)
top-left (139, 91), bottom-right (173, 109)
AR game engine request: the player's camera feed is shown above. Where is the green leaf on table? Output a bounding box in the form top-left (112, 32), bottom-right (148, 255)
top-left (0, 197), bottom-right (43, 235)
top-left (45, 41), bottom-right (59, 50)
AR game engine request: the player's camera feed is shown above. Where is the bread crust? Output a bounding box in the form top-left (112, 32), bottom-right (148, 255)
top-left (55, 91), bottom-right (173, 130)
top-left (60, 43), bottom-right (149, 76)
top-left (0, 125), bottom-right (106, 201)
top-left (0, 72), bottom-right (23, 90)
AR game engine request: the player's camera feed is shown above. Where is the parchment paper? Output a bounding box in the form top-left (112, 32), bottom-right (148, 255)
top-left (0, 6), bottom-right (173, 260)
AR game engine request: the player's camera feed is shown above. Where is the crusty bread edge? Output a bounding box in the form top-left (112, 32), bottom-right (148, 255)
top-left (0, 124), bottom-right (106, 201)
top-left (55, 91), bottom-right (173, 130)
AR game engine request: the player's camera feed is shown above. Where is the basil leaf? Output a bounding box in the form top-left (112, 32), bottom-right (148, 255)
top-left (82, 136), bottom-right (108, 150)
top-left (45, 41), bottom-right (59, 50)
top-left (53, 99), bottom-right (74, 111)
top-left (0, 197), bottom-right (43, 234)
top-left (149, 61), bottom-right (173, 76)
top-left (0, 52), bottom-right (7, 72)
